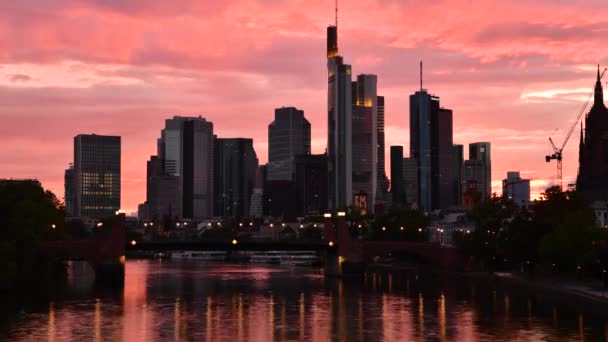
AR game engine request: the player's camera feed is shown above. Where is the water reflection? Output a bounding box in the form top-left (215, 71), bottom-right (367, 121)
top-left (1, 260), bottom-right (607, 341)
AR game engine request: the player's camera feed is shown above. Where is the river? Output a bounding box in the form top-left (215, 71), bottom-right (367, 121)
top-left (1, 260), bottom-right (607, 341)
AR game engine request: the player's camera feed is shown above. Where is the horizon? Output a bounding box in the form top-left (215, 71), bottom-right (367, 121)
top-left (1, 1), bottom-right (607, 213)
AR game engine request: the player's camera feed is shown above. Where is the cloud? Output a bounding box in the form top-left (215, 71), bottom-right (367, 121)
top-left (8, 74), bottom-right (32, 83)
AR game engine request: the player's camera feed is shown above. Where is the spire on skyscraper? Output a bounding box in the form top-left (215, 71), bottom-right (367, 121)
top-left (595, 64), bottom-right (604, 108)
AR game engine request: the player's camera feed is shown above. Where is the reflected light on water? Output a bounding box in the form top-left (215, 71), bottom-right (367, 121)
top-left (2, 260), bottom-right (608, 341)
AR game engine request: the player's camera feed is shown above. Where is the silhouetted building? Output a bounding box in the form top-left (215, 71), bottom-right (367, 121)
top-left (452, 144), bottom-right (464, 206)
top-left (402, 158), bottom-right (418, 206)
top-left (352, 74), bottom-right (377, 213)
top-left (249, 166), bottom-right (266, 218)
top-left (214, 138), bottom-right (258, 218)
top-left (390, 146), bottom-right (405, 207)
top-left (64, 164), bottom-right (75, 217)
top-left (73, 134), bottom-right (121, 218)
top-left (146, 155), bottom-right (180, 221)
top-left (149, 116), bottom-right (214, 220)
top-left (463, 159), bottom-right (484, 205)
top-left (468, 142), bottom-right (492, 199)
top-left (263, 180), bottom-right (297, 220)
top-left (376, 96), bottom-right (390, 202)
top-left (294, 154), bottom-right (328, 216)
top-left (502, 171), bottom-right (530, 207)
top-left (578, 66), bottom-right (608, 201)
top-left (267, 107), bottom-right (311, 181)
top-left (327, 24), bottom-right (353, 210)
top-left (410, 87), bottom-right (455, 211)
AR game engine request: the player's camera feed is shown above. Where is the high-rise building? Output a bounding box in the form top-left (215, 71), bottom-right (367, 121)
top-left (145, 155), bottom-right (180, 220)
top-left (463, 159), bottom-right (484, 205)
top-left (294, 154), bottom-right (328, 216)
top-left (149, 116), bottom-right (214, 220)
top-left (390, 146), bottom-right (405, 207)
top-left (502, 171), bottom-right (530, 207)
top-left (214, 138), bottom-right (258, 218)
top-left (267, 107), bottom-right (311, 181)
top-left (73, 134), bottom-right (121, 218)
top-left (376, 96), bottom-right (390, 201)
top-left (327, 24), bottom-right (353, 210)
top-left (468, 142), bottom-right (492, 198)
top-left (402, 158), bottom-right (418, 206)
top-left (578, 66), bottom-right (608, 201)
top-left (452, 145), bottom-right (464, 206)
top-left (64, 164), bottom-right (75, 217)
top-left (351, 74), bottom-right (378, 213)
top-left (410, 86), bottom-right (455, 211)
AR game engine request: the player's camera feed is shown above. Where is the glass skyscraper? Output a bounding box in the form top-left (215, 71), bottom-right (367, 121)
top-left (267, 107), bottom-right (310, 181)
top-left (73, 134), bottom-right (121, 218)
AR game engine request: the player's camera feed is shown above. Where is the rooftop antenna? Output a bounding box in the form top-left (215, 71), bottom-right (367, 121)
top-left (335, 0), bottom-right (338, 27)
top-left (420, 60), bottom-right (423, 91)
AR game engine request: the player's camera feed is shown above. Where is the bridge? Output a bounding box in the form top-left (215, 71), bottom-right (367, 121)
top-left (39, 214), bottom-right (126, 284)
top-left (322, 213), bottom-right (465, 276)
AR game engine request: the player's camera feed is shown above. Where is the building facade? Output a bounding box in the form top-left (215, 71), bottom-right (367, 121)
top-left (294, 154), bottom-right (328, 216)
top-left (502, 171), bottom-right (530, 207)
top-left (351, 74), bottom-right (378, 213)
top-left (73, 134), bottom-right (121, 218)
top-left (452, 144), bottom-right (464, 207)
top-left (376, 96), bottom-right (390, 202)
top-left (469, 142), bottom-right (492, 199)
top-left (390, 146), bottom-right (405, 207)
top-left (64, 164), bottom-right (75, 217)
top-left (463, 159), bottom-right (484, 205)
top-left (267, 107), bottom-right (311, 181)
top-left (327, 24), bottom-right (353, 210)
top-left (214, 138), bottom-right (258, 218)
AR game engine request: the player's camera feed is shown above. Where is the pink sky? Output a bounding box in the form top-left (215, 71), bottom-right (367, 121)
top-left (1, 0), bottom-right (607, 213)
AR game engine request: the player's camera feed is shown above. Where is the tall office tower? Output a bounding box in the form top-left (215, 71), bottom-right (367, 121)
top-left (452, 145), bottom-right (464, 206)
top-left (376, 96), bottom-right (390, 201)
top-left (146, 155), bottom-right (180, 220)
top-left (390, 146), bottom-right (405, 207)
top-left (249, 166), bottom-right (266, 218)
top-left (463, 159), bottom-right (485, 206)
top-left (73, 134), bottom-right (121, 218)
top-left (578, 66), bottom-right (608, 201)
top-left (351, 74), bottom-right (378, 213)
top-left (327, 24), bottom-right (353, 210)
top-left (402, 158), bottom-right (418, 206)
top-left (502, 171), bottom-right (530, 207)
top-left (214, 138), bottom-right (258, 218)
top-left (469, 142), bottom-right (492, 198)
top-left (410, 90), bottom-right (437, 212)
top-left (159, 116), bottom-right (214, 220)
top-left (410, 93), bottom-right (455, 210)
top-left (433, 108), bottom-right (454, 209)
top-left (294, 154), bottom-right (328, 216)
top-left (267, 107), bottom-right (311, 181)
top-left (64, 164), bottom-right (75, 217)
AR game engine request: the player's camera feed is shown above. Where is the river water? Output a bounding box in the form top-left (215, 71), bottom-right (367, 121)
top-left (1, 260), bottom-right (607, 341)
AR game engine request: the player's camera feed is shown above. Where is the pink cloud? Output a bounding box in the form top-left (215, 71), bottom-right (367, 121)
top-left (0, 0), bottom-right (607, 211)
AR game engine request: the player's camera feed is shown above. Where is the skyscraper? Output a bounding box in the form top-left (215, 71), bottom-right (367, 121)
top-left (267, 107), bottom-right (311, 181)
top-left (145, 155), bottom-right (181, 220)
top-left (151, 116), bottom-right (214, 220)
top-left (502, 171), bottom-right (530, 207)
top-left (327, 24), bottom-right (353, 210)
top-left (390, 146), bottom-right (405, 207)
top-left (376, 96), bottom-right (390, 201)
top-left (64, 164), bottom-right (75, 217)
top-left (410, 84), bottom-right (455, 211)
top-left (469, 142), bottom-right (492, 199)
top-left (463, 159), bottom-right (484, 206)
top-left (351, 74), bottom-right (378, 213)
top-left (73, 134), bottom-right (121, 218)
top-left (452, 144), bottom-right (464, 206)
top-left (402, 158), bottom-right (418, 206)
top-left (213, 138), bottom-right (258, 218)
top-left (577, 66), bottom-right (608, 201)
top-left (294, 154), bottom-right (328, 216)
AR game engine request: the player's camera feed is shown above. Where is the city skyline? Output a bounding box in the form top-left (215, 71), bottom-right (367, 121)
top-left (1, 1), bottom-right (607, 212)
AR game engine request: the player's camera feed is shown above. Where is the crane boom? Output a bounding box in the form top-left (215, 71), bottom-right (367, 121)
top-left (546, 66), bottom-right (607, 190)
top-left (559, 68), bottom-right (607, 151)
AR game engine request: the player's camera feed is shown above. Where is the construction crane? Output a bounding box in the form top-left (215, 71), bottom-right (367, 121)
top-left (546, 66), bottom-right (607, 189)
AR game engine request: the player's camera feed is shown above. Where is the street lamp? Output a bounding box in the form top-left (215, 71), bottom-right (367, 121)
top-left (51, 224), bottom-right (56, 230)
top-left (232, 239), bottom-right (238, 245)
top-left (96, 222), bottom-right (103, 228)
top-left (130, 240), bottom-right (137, 246)
top-left (328, 241), bottom-right (334, 247)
